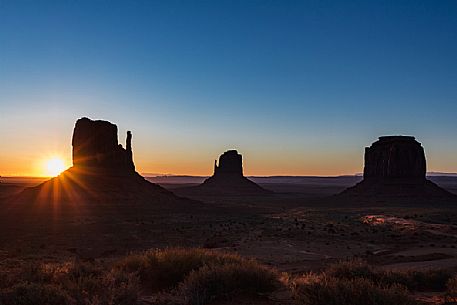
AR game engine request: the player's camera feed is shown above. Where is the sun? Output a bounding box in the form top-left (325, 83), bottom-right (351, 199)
top-left (45, 157), bottom-right (66, 177)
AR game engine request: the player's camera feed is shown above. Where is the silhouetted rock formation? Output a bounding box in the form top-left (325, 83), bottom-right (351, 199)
top-left (179, 150), bottom-right (270, 196)
top-left (15, 118), bottom-right (186, 204)
top-left (72, 118), bottom-right (135, 174)
top-left (341, 136), bottom-right (455, 203)
top-left (364, 136), bottom-right (426, 182)
top-left (213, 150), bottom-right (243, 177)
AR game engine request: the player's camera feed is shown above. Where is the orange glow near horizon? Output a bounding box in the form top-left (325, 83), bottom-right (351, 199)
top-left (43, 157), bottom-right (68, 177)
top-left (0, 144), bottom-right (456, 178)
top-left (0, 152), bottom-right (456, 178)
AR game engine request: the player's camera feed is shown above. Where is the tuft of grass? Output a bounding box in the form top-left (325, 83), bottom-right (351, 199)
top-left (56, 260), bottom-right (139, 305)
top-left (326, 259), bottom-right (453, 292)
top-left (115, 247), bottom-right (246, 291)
top-left (0, 283), bottom-right (73, 305)
top-left (292, 273), bottom-right (418, 305)
top-left (446, 275), bottom-right (457, 303)
top-left (100, 268), bottom-right (140, 305)
top-left (381, 269), bottom-right (453, 292)
top-left (0, 260), bottom-right (139, 305)
top-left (326, 259), bottom-right (378, 281)
top-left (4, 250), bottom-right (454, 305)
top-left (180, 261), bottom-right (281, 305)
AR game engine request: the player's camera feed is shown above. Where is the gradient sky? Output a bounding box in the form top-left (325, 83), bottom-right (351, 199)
top-left (1, 0), bottom-right (456, 177)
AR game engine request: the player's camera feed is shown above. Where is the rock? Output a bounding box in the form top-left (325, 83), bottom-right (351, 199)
top-left (72, 117), bottom-right (135, 174)
top-left (363, 136), bottom-right (426, 182)
top-left (4, 118), bottom-right (201, 254)
top-left (213, 150), bottom-right (243, 177)
top-left (340, 136), bottom-right (456, 204)
top-left (15, 117), bottom-right (189, 204)
top-left (178, 150), bottom-right (271, 196)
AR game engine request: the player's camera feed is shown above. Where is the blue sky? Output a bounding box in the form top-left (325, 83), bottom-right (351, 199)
top-left (1, 0), bottom-right (456, 176)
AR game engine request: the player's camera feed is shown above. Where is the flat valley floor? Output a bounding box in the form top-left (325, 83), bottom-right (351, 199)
top-left (1, 176), bottom-right (457, 304)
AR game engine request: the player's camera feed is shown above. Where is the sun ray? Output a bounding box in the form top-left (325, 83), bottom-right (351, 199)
top-left (44, 157), bottom-right (66, 177)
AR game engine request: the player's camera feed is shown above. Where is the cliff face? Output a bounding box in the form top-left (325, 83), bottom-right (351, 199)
top-left (341, 136), bottom-right (455, 203)
top-left (15, 117), bottom-right (182, 203)
top-left (72, 118), bottom-right (135, 174)
top-left (363, 136), bottom-right (426, 181)
top-left (213, 150), bottom-right (243, 177)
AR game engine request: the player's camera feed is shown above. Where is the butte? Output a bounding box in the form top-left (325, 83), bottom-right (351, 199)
top-left (178, 150), bottom-right (270, 197)
top-left (13, 117), bottom-right (189, 205)
top-left (340, 136), bottom-right (456, 204)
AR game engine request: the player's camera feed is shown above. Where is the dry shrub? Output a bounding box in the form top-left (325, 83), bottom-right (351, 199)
top-left (0, 283), bottom-right (73, 305)
top-left (115, 247), bottom-right (245, 291)
top-left (326, 259), bottom-right (452, 292)
top-left (57, 260), bottom-right (139, 305)
top-left (326, 259), bottom-right (378, 281)
top-left (292, 273), bottom-right (418, 305)
top-left (446, 275), bottom-right (457, 303)
top-left (0, 260), bottom-right (139, 305)
top-left (180, 260), bottom-right (280, 305)
top-left (382, 269), bottom-right (453, 292)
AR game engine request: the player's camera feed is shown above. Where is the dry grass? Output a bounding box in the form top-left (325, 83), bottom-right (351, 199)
top-left (0, 248), bottom-right (279, 305)
top-left (0, 283), bottom-right (73, 305)
top-left (0, 260), bottom-right (140, 305)
top-left (114, 247), bottom-right (247, 291)
top-left (180, 260), bottom-right (280, 305)
top-left (326, 258), bottom-right (453, 291)
top-left (446, 275), bottom-right (457, 303)
top-left (1, 251), bottom-right (456, 305)
top-left (291, 273), bottom-right (417, 305)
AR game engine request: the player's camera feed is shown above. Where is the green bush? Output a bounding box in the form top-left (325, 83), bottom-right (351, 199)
top-left (292, 273), bottom-right (418, 305)
top-left (180, 261), bottom-right (280, 305)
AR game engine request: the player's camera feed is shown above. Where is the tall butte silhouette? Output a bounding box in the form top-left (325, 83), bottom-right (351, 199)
top-left (15, 117), bottom-right (185, 204)
top-left (341, 136), bottom-right (456, 203)
top-left (2, 118), bottom-right (198, 258)
top-left (182, 150), bottom-right (270, 196)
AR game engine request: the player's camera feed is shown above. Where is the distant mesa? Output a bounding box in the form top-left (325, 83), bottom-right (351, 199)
top-left (341, 136), bottom-right (455, 202)
top-left (182, 150), bottom-right (271, 196)
top-left (213, 150), bottom-right (243, 177)
top-left (363, 136), bottom-right (426, 182)
top-left (15, 117), bottom-right (182, 203)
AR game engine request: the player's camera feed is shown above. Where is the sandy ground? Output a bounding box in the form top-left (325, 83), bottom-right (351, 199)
top-left (2, 177), bottom-right (457, 304)
top-left (1, 177), bottom-right (457, 273)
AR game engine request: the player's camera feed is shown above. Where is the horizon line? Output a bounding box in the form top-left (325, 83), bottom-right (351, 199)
top-left (3, 171), bottom-right (457, 179)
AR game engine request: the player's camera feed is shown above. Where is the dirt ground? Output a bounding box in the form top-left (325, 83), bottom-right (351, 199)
top-left (1, 176), bottom-right (457, 276)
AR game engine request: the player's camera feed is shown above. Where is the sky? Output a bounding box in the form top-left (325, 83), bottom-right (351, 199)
top-left (1, 0), bottom-right (456, 177)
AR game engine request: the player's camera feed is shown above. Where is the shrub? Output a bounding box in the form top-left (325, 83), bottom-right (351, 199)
top-left (0, 283), bottom-right (73, 305)
top-left (326, 259), bottom-right (378, 282)
top-left (292, 273), bottom-right (418, 305)
top-left (101, 268), bottom-right (140, 305)
top-left (180, 261), bottom-right (280, 305)
top-left (57, 260), bottom-right (139, 305)
top-left (446, 275), bottom-right (457, 303)
top-left (17, 262), bottom-right (53, 284)
top-left (326, 259), bottom-right (453, 292)
top-left (115, 248), bottom-right (245, 291)
top-left (382, 269), bottom-right (453, 292)
top-left (2, 260), bottom-right (140, 305)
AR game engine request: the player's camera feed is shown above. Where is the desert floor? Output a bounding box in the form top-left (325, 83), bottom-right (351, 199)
top-left (1, 176), bottom-right (457, 275)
